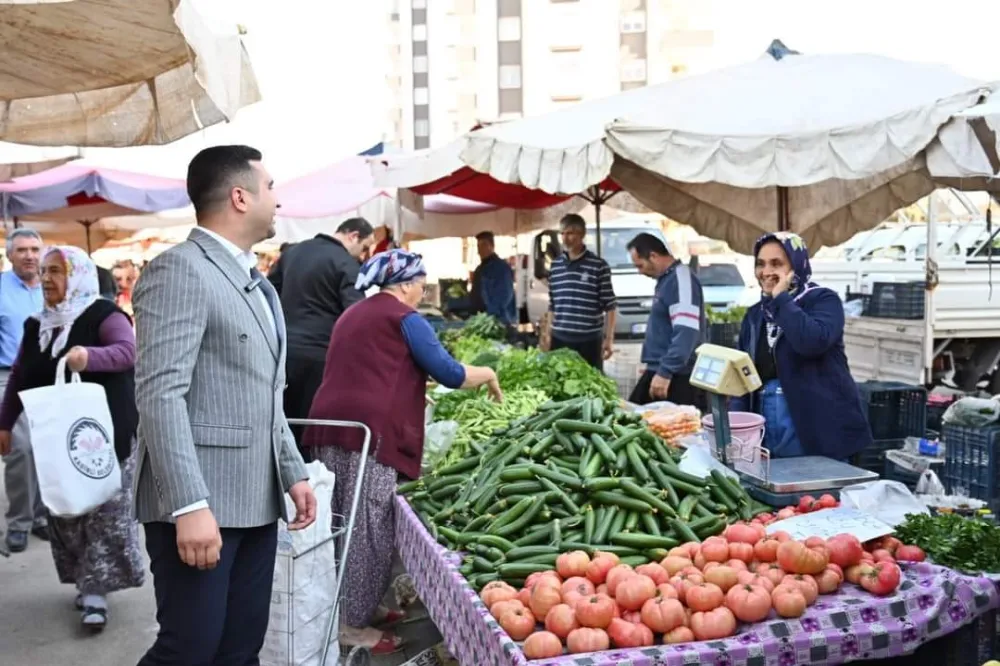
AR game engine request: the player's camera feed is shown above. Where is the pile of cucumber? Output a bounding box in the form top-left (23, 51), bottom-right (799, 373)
top-left (399, 397), bottom-right (769, 590)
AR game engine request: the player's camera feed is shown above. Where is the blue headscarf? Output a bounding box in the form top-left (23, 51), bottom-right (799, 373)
top-left (355, 248), bottom-right (426, 291)
top-left (753, 232), bottom-right (819, 348)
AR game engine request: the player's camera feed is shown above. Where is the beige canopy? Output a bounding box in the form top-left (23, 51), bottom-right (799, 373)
top-left (0, 0), bottom-right (260, 146)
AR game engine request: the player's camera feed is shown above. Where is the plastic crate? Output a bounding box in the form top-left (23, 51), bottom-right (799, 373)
top-left (851, 438), bottom-right (905, 473)
top-left (862, 281), bottom-right (925, 319)
top-left (858, 380), bottom-right (928, 440)
top-left (707, 322), bottom-right (741, 349)
top-left (942, 424), bottom-right (1000, 511)
top-left (882, 457), bottom-right (922, 491)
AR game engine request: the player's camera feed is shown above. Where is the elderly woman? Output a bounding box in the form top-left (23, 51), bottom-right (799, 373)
top-left (731, 233), bottom-right (873, 459)
top-left (304, 249), bottom-right (501, 654)
top-left (0, 246), bottom-right (143, 630)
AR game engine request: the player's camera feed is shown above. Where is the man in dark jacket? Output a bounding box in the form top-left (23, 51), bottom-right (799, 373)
top-left (269, 218), bottom-right (375, 458)
top-left (470, 231), bottom-right (516, 325)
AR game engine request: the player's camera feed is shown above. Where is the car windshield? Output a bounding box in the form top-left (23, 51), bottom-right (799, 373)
top-left (697, 264), bottom-right (745, 287)
top-left (584, 228), bottom-right (668, 269)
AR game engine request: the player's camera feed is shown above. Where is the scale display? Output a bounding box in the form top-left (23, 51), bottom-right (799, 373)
top-left (689, 344), bottom-right (762, 397)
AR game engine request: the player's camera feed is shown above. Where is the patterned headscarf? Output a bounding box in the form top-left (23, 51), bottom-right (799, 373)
top-left (33, 246), bottom-right (99, 357)
top-left (753, 232), bottom-right (819, 349)
top-left (355, 248), bottom-right (426, 291)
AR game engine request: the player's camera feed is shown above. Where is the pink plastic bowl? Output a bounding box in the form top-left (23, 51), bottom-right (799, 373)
top-left (701, 411), bottom-right (766, 449)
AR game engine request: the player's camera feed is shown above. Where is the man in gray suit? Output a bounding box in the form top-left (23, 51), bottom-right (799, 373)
top-left (133, 145), bottom-right (317, 665)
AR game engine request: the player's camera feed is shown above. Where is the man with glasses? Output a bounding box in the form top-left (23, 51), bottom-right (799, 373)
top-left (544, 214), bottom-right (617, 369)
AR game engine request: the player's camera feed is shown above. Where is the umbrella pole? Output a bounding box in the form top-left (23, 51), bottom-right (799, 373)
top-left (777, 187), bottom-right (790, 232)
top-left (581, 186), bottom-right (621, 257)
top-left (81, 220), bottom-right (93, 254)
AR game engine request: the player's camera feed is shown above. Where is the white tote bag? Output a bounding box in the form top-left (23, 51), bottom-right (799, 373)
top-left (19, 356), bottom-right (121, 517)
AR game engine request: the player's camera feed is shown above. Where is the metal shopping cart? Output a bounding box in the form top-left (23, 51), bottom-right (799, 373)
top-left (285, 418), bottom-right (372, 666)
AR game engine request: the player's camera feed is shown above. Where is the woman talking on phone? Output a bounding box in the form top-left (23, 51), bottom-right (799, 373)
top-left (730, 232), bottom-right (872, 460)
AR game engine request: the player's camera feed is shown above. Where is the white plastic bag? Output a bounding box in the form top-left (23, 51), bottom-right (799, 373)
top-left (422, 421), bottom-right (459, 473)
top-left (942, 396), bottom-right (1000, 428)
top-left (916, 469), bottom-right (946, 496)
top-left (279, 460), bottom-right (335, 556)
top-left (19, 357), bottom-right (120, 517)
top-left (839, 480), bottom-right (930, 527)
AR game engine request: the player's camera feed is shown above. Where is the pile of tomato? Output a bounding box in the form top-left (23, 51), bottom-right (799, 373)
top-left (479, 519), bottom-right (927, 659)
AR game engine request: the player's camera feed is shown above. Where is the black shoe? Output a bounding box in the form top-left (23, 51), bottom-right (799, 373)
top-left (5, 531), bottom-right (28, 553)
top-left (31, 524), bottom-right (49, 542)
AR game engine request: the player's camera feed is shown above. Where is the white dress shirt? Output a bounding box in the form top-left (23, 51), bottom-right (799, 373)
top-left (173, 228), bottom-right (277, 519)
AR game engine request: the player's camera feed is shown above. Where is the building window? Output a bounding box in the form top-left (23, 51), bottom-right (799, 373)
top-left (413, 56), bottom-right (428, 73)
top-left (499, 64), bottom-right (522, 89)
top-left (414, 119), bottom-right (430, 137)
top-left (620, 11), bottom-right (646, 33)
top-left (620, 58), bottom-right (647, 83)
top-left (414, 87), bottom-right (430, 105)
top-left (412, 24), bottom-right (427, 41)
top-left (415, 135), bottom-right (430, 150)
top-left (412, 0), bottom-right (426, 8)
top-left (498, 0), bottom-right (521, 17)
top-left (548, 50), bottom-right (582, 98)
top-left (498, 16), bottom-right (521, 41)
top-left (498, 41), bottom-right (521, 66)
top-left (413, 8), bottom-right (427, 25)
top-left (499, 89), bottom-right (522, 114)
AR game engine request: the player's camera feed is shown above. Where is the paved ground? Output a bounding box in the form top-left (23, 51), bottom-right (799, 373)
top-left (0, 466), bottom-right (443, 666)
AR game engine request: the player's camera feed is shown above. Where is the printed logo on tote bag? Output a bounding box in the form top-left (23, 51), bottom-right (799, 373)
top-left (67, 418), bottom-right (115, 480)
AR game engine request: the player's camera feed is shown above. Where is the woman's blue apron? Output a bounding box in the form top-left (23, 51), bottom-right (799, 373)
top-left (761, 379), bottom-right (805, 458)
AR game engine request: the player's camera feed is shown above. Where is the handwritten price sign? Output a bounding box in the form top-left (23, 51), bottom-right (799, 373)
top-left (765, 506), bottom-right (894, 542)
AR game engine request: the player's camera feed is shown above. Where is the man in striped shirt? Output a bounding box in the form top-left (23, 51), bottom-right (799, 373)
top-left (545, 214), bottom-right (617, 369)
top-left (627, 233), bottom-right (707, 407)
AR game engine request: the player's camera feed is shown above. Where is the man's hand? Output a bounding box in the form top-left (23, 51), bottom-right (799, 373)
top-left (650, 375), bottom-right (671, 401)
top-left (287, 481), bottom-right (317, 531)
top-left (65, 346), bottom-right (89, 372)
top-left (0, 430), bottom-right (11, 457)
top-left (175, 508), bottom-right (223, 570)
top-left (602, 337), bottom-right (614, 360)
top-left (771, 270), bottom-right (795, 296)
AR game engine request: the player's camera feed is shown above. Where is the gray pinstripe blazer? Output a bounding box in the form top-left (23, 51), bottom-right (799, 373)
top-left (132, 228), bottom-right (308, 528)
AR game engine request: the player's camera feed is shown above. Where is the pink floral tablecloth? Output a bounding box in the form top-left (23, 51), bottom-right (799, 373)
top-left (395, 496), bottom-right (1000, 666)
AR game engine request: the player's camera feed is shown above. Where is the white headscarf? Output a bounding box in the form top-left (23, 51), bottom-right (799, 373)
top-left (33, 246), bottom-right (99, 357)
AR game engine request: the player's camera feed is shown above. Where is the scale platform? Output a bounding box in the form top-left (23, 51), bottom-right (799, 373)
top-left (738, 456), bottom-right (878, 507)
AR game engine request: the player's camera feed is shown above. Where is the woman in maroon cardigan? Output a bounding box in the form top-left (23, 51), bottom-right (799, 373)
top-left (304, 249), bottom-right (501, 654)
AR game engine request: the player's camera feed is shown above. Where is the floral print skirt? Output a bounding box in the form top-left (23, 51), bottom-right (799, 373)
top-left (314, 446), bottom-right (398, 628)
top-left (48, 445), bottom-right (145, 596)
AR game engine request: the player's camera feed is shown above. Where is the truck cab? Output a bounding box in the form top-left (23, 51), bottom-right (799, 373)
top-left (522, 218), bottom-right (754, 340)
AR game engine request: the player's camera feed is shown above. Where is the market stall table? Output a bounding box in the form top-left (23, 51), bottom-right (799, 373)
top-left (395, 496), bottom-right (1000, 666)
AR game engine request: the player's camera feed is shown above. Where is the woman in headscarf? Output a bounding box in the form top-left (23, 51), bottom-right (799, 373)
top-left (730, 233), bottom-right (872, 459)
top-left (0, 246), bottom-right (143, 630)
top-left (304, 249), bottom-right (502, 654)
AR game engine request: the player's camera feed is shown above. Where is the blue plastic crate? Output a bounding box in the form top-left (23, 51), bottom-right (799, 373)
top-left (858, 381), bottom-right (927, 440)
top-left (942, 424), bottom-right (1000, 511)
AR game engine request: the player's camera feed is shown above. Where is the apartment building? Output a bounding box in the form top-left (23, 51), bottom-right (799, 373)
top-left (385, 0), bottom-right (716, 151)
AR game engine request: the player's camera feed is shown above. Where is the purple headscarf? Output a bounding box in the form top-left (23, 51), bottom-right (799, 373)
top-left (753, 232), bottom-right (819, 348)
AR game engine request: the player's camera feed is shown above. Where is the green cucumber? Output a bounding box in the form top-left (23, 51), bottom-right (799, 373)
top-left (625, 442), bottom-right (651, 482)
top-left (525, 464), bottom-right (583, 490)
top-left (660, 465), bottom-right (709, 488)
top-left (488, 497), bottom-right (534, 533)
top-left (640, 512), bottom-right (662, 536)
top-left (578, 445), bottom-right (594, 477)
top-left (624, 511), bottom-right (640, 532)
top-left (592, 505), bottom-right (618, 543)
top-left (434, 457), bottom-right (480, 476)
top-left (610, 532), bottom-right (680, 550)
top-left (669, 518), bottom-right (701, 544)
top-left (506, 545), bottom-right (560, 560)
top-left (584, 452), bottom-right (604, 478)
top-left (608, 427), bottom-right (645, 452)
top-left (397, 479), bottom-right (422, 494)
top-left (621, 555), bottom-right (649, 567)
top-left (499, 481), bottom-right (544, 497)
top-left (678, 495), bottom-right (700, 522)
top-left (583, 476), bottom-right (622, 492)
top-left (589, 433), bottom-right (617, 464)
top-left (497, 562), bottom-right (555, 578)
top-left (495, 497), bottom-right (546, 537)
top-left (583, 506), bottom-right (596, 543)
top-left (529, 433), bottom-right (557, 458)
top-left (619, 479), bottom-right (676, 517)
top-left (538, 476), bottom-right (581, 515)
top-left (608, 510), bottom-right (627, 538)
top-left (519, 553), bottom-right (559, 565)
top-left (592, 491), bottom-right (654, 514)
top-left (554, 420), bottom-right (615, 436)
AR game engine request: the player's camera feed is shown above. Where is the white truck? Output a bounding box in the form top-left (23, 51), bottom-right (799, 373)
top-left (520, 217), bottom-right (756, 340)
top-left (811, 220), bottom-right (1000, 391)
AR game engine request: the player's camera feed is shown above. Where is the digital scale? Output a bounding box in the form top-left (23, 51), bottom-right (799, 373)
top-left (688, 344), bottom-right (877, 505)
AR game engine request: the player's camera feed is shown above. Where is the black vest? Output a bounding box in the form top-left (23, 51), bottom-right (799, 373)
top-left (20, 299), bottom-right (137, 461)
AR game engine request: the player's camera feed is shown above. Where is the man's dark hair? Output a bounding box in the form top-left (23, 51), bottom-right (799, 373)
top-left (187, 145), bottom-right (263, 218)
top-left (560, 213), bottom-right (586, 232)
top-left (336, 217), bottom-right (374, 238)
top-left (475, 231), bottom-right (496, 244)
top-left (626, 232), bottom-right (670, 259)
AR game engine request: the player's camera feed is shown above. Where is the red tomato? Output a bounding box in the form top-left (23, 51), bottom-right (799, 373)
top-left (826, 534), bottom-right (864, 569)
top-left (690, 606), bottom-right (737, 641)
top-left (544, 603), bottom-right (580, 639)
top-left (574, 594), bottom-right (616, 629)
top-left (777, 541), bottom-right (829, 575)
top-left (859, 562), bottom-right (901, 596)
top-left (895, 545), bottom-right (926, 562)
top-left (725, 583), bottom-right (772, 623)
top-left (607, 617), bottom-right (654, 648)
top-left (523, 632), bottom-right (564, 659)
top-left (640, 596), bottom-right (687, 634)
top-left (798, 495), bottom-right (817, 513)
top-left (566, 627), bottom-right (610, 654)
top-left (818, 494), bottom-right (838, 509)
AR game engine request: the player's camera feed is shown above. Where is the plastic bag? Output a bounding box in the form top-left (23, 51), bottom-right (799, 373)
top-left (643, 405), bottom-right (701, 444)
top-left (942, 396), bottom-right (1000, 427)
top-left (843, 299), bottom-right (864, 318)
top-left (839, 480), bottom-right (930, 527)
top-left (678, 446), bottom-right (740, 481)
top-left (916, 469), bottom-right (945, 495)
top-left (423, 420), bottom-right (459, 473)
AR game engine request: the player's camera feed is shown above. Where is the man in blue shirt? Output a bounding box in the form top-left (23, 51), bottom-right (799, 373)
top-left (627, 233), bottom-right (707, 408)
top-left (0, 228), bottom-right (46, 553)
top-left (470, 231), bottom-right (516, 326)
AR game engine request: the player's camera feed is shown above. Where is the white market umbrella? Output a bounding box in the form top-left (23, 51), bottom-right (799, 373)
top-left (461, 42), bottom-right (996, 254)
top-left (0, 0), bottom-right (260, 147)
